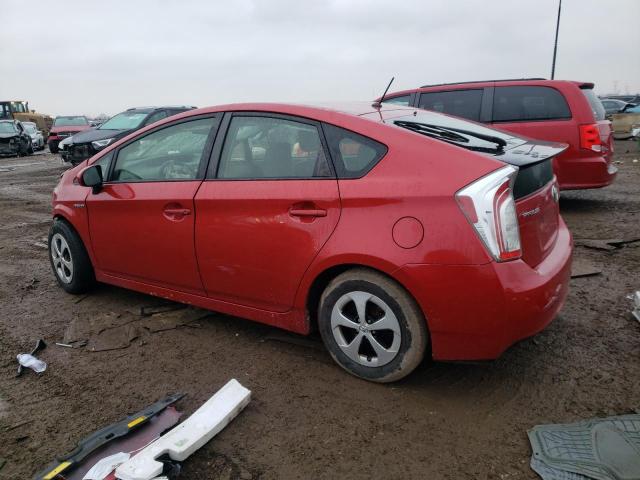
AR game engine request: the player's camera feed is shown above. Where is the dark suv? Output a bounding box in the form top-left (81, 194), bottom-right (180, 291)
top-left (382, 79), bottom-right (615, 190)
top-left (62, 106), bottom-right (195, 164)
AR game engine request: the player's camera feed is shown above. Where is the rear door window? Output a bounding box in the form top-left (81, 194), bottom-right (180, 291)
top-left (493, 86), bottom-right (571, 122)
top-left (581, 88), bottom-right (606, 121)
top-left (322, 124), bottom-right (387, 178)
top-left (418, 89), bottom-right (483, 121)
top-left (217, 116), bottom-right (333, 179)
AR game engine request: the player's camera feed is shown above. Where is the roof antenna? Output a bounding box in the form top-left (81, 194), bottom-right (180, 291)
top-left (372, 77), bottom-right (395, 109)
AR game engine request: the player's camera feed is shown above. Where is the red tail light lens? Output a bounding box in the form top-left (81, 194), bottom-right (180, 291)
top-left (579, 124), bottom-right (602, 152)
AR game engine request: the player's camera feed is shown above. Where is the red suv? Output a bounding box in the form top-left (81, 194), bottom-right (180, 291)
top-left (49, 103), bottom-right (572, 382)
top-left (383, 79), bottom-right (615, 190)
top-left (48, 116), bottom-right (92, 153)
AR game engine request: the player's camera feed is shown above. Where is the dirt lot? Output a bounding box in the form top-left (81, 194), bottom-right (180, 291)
top-left (0, 142), bottom-right (639, 479)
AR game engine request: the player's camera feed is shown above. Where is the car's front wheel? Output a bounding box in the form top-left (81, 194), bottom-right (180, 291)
top-left (48, 219), bottom-right (95, 294)
top-left (318, 268), bottom-right (428, 383)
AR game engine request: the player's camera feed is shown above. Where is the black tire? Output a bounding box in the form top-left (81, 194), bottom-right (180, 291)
top-left (318, 268), bottom-right (428, 383)
top-left (27, 141), bottom-right (34, 155)
top-left (49, 144), bottom-right (58, 154)
top-left (48, 219), bottom-right (95, 294)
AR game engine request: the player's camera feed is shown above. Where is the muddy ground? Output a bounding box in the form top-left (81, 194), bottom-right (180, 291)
top-left (0, 142), bottom-right (639, 479)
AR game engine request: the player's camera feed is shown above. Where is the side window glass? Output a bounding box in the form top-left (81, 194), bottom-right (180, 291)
top-left (418, 89), bottom-right (483, 121)
top-left (92, 151), bottom-right (114, 179)
top-left (383, 95), bottom-right (411, 106)
top-left (493, 86), bottom-right (571, 122)
top-left (112, 117), bottom-right (216, 182)
top-left (323, 124), bottom-right (388, 178)
top-left (145, 110), bottom-right (168, 126)
top-left (217, 116), bottom-right (332, 179)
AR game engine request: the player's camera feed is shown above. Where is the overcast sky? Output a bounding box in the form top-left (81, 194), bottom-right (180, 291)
top-left (1, 0), bottom-right (638, 116)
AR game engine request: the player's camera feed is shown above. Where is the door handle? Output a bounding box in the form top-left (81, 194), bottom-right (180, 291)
top-left (289, 208), bottom-right (327, 218)
top-left (164, 208), bottom-right (191, 216)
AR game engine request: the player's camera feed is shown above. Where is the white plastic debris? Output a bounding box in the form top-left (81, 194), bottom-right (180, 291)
top-left (632, 291), bottom-right (640, 322)
top-left (116, 379), bottom-right (251, 480)
top-left (83, 452), bottom-right (130, 480)
top-left (16, 353), bottom-right (47, 373)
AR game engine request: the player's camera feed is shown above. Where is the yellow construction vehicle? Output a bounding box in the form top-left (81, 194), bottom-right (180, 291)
top-left (0, 100), bottom-right (54, 138)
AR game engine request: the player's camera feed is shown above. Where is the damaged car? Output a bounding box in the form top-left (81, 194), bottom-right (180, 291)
top-left (62, 106), bottom-right (195, 165)
top-left (49, 103), bottom-right (572, 382)
top-left (22, 121), bottom-right (45, 150)
top-left (0, 119), bottom-right (33, 156)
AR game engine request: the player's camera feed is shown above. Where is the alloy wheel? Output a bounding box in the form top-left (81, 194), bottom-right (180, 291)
top-left (51, 233), bottom-right (73, 284)
top-left (330, 291), bottom-right (402, 367)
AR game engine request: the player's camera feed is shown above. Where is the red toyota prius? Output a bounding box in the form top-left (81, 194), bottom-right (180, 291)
top-left (49, 103), bottom-right (572, 382)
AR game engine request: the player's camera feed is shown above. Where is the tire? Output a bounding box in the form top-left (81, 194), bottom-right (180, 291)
top-left (48, 219), bottom-right (95, 294)
top-left (49, 144), bottom-right (58, 154)
top-left (27, 141), bottom-right (34, 155)
top-left (318, 268), bottom-right (428, 383)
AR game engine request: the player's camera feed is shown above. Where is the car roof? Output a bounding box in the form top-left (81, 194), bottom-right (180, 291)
top-left (185, 101), bottom-right (414, 118)
top-left (384, 79), bottom-right (595, 98)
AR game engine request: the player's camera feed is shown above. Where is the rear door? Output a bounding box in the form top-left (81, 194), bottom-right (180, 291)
top-left (86, 115), bottom-right (220, 295)
top-left (194, 113), bottom-right (340, 312)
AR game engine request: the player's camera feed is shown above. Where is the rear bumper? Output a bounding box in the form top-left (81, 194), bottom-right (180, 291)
top-left (556, 154), bottom-right (617, 190)
top-left (396, 218), bottom-right (573, 361)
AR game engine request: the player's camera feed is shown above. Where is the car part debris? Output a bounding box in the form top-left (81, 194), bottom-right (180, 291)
top-left (64, 407), bottom-right (182, 480)
top-left (571, 257), bottom-right (602, 279)
top-left (116, 379), bottom-right (251, 480)
top-left (16, 339), bottom-right (46, 377)
top-left (631, 291), bottom-right (640, 322)
top-left (574, 237), bottom-right (640, 251)
top-left (528, 414), bottom-right (640, 480)
top-left (34, 393), bottom-right (184, 480)
top-left (139, 302), bottom-right (186, 317)
top-left (82, 452), bottom-right (130, 480)
top-left (531, 457), bottom-right (590, 479)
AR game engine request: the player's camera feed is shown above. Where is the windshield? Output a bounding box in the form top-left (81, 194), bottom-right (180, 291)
top-left (99, 112), bottom-right (147, 130)
top-left (390, 111), bottom-right (526, 153)
top-left (0, 122), bottom-right (17, 134)
top-left (581, 88), bottom-right (606, 121)
top-left (24, 124), bottom-right (37, 133)
top-left (54, 116), bottom-right (88, 127)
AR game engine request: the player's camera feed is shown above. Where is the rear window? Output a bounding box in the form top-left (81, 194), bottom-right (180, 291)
top-left (322, 124), bottom-right (387, 178)
top-left (418, 89), bottom-right (483, 121)
top-left (581, 88), bottom-right (606, 121)
top-left (493, 86), bottom-right (571, 122)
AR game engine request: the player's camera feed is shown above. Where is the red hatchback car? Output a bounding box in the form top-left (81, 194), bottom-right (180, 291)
top-left (49, 103), bottom-right (572, 382)
top-left (382, 79), bottom-right (616, 190)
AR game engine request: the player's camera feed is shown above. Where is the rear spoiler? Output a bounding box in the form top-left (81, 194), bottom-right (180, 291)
top-left (497, 141), bottom-right (569, 168)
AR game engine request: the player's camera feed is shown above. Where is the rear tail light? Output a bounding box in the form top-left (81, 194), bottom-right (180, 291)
top-left (579, 123), bottom-right (603, 152)
top-left (455, 165), bottom-right (522, 262)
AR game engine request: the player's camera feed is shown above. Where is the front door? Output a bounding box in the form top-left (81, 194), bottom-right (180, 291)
top-left (86, 116), bottom-right (219, 295)
top-left (195, 114), bottom-right (341, 312)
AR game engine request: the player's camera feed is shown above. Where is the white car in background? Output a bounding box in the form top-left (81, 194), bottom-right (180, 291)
top-left (22, 122), bottom-right (45, 150)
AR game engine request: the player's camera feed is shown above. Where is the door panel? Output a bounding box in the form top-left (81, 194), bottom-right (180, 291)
top-left (87, 182), bottom-right (205, 295)
top-left (85, 116), bottom-right (219, 295)
top-left (194, 180), bottom-right (340, 312)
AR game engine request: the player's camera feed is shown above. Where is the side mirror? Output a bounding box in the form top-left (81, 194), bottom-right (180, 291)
top-left (77, 165), bottom-right (103, 194)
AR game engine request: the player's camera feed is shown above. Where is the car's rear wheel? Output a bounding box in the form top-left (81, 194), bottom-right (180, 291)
top-left (49, 144), bottom-right (58, 153)
top-left (318, 268), bottom-right (428, 383)
top-left (48, 219), bottom-right (95, 294)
